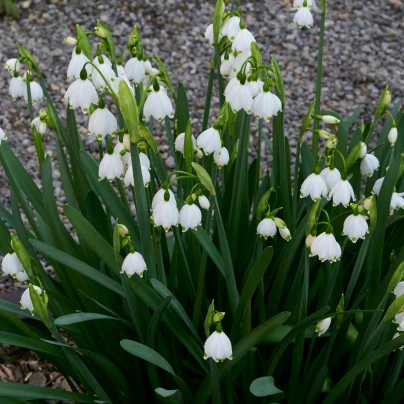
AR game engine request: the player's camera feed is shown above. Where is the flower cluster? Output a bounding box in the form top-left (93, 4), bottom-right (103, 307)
top-left (1, 250), bottom-right (28, 282)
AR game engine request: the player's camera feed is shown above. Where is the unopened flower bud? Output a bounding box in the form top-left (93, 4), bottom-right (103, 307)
top-left (388, 127), bottom-right (398, 146)
top-left (363, 196), bottom-right (372, 211)
top-left (195, 148), bottom-right (203, 159)
top-left (64, 36), bottom-right (77, 46)
top-left (326, 136), bottom-right (338, 149)
top-left (306, 234), bottom-right (316, 248)
top-left (315, 115), bottom-right (340, 125)
top-left (318, 129), bottom-right (331, 139)
top-left (315, 318), bottom-right (331, 336)
top-left (94, 26), bottom-right (108, 38)
top-left (118, 224), bottom-right (129, 236)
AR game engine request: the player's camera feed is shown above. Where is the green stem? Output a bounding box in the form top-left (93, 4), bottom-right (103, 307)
top-left (202, 66), bottom-right (215, 131)
top-left (214, 46), bottom-right (225, 107)
top-left (312, 7), bottom-right (326, 160)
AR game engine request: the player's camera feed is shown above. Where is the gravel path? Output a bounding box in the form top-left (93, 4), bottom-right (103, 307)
top-left (0, 0), bottom-right (403, 207)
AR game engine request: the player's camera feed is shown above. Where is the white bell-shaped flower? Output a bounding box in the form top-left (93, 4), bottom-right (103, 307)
top-left (247, 79), bottom-right (264, 98)
top-left (92, 63), bottom-right (116, 90)
top-left (23, 81), bottom-right (43, 104)
top-left (179, 203), bottom-right (202, 232)
top-left (224, 76), bottom-right (253, 114)
top-left (114, 142), bottom-right (131, 167)
top-left (293, 7), bottom-right (314, 28)
top-left (257, 218), bottom-right (277, 240)
top-left (152, 199), bottom-right (179, 232)
top-left (393, 312), bottom-right (404, 325)
top-left (175, 132), bottom-right (196, 155)
top-left (315, 318), bottom-right (331, 336)
top-left (110, 74), bottom-right (134, 96)
top-left (300, 173), bottom-right (328, 201)
top-left (220, 53), bottom-right (235, 77)
top-left (388, 127), bottom-right (398, 146)
top-left (204, 24), bottom-right (214, 46)
top-left (139, 152), bottom-right (150, 170)
top-left (0, 128), bottom-right (7, 144)
top-left (198, 195), bottom-right (210, 210)
top-left (124, 163), bottom-right (150, 187)
top-left (360, 154), bottom-right (379, 177)
top-left (230, 51), bottom-right (251, 78)
top-left (121, 251), bottom-right (147, 278)
top-left (93, 55), bottom-right (112, 67)
top-left (152, 188), bottom-right (176, 211)
top-left (252, 89), bottom-right (282, 122)
top-left (197, 127), bottom-right (222, 155)
top-left (310, 232), bottom-right (341, 262)
top-left (232, 28), bottom-right (256, 53)
top-left (359, 142), bottom-right (367, 159)
top-left (143, 86), bottom-right (174, 122)
top-left (343, 214), bottom-right (369, 243)
top-left (2, 252), bottom-right (23, 277)
top-left (220, 16), bottom-right (241, 40)
top-left (88, 107), bottom-right (118, 139)
top-left (20, 285), bottom-right (42, 314)
top-left (125, 57), bottom-right (148, 85)
top-left (16, 270), bottom-right (29, 283)
top-left (320, 167), bottom-right (341, 192)
top-left (293, 0), bottom-right (316, 8)
top-left (203, 330), bottom-right (233, 362)
top-left (394, 281), bottom-right (404, 298)
top-left (213, 147), bottom-right (230, 168)
top-left (63, 78), bottom-right (98, 114)
top-left (67, 48), bottom-right (93, 80)
top-left (31, 116), bottom-right (47, 135)
top-left (9, 75), bottom-right (24, 100)
top-left (98, 152), bottom-right (124, 182)
top-left (390, 192), bottom-right (404, 212)
top-left (5, 58), bottom-right (20, 73)
top-left (328, 179), bottom-right (355, 207)
top-left (372, 177), bottom-right (384, 196)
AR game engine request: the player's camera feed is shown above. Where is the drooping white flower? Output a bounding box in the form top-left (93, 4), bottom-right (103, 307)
top-left (121, 251), bottom-right (147, 278)
top-left (23, 81), bottom-right (44, 104)
top-left (143, 87), bottom-right (174, 122)
top-left (140, 152), bottom-right (150, 170)
top-left (343, 214), bottom-right (369, 243)
top-left (114, 142), bottom-right (131, 167)
top-left (98, 152), bottom-right (124, 182)
top-left (224, 77), bottom-right (253, 114)
top-left (204, 330), bottom-right (233, 362)
top-left (31, 117), bottom-right (47, 135)
top-left (388, 127), bottom-right (398, 146)
top-left (252, 89), bottom-right (282, 122)
top-left (197, 127), bottom-right (222, 155)
top-left (124, 163), bottom-right (150, 187)
top-left (214, 147), bottom-right (230, 168)
top-left (310, 232), bottom-right (341, 262)
top-left (315, 318), bottom-right (331, 336)
top-left (67, 47), bottom-right (93, 80)
top-left (372, 177), bottom-right (384, 196)
top-left (359, 142), bottom-right (367, 159)
top-left (279, 227), bottom-right (292, 241)
top-left (247, 79), bottom-right (264, 98)
top-left (230, 51), bottom-right (251, 78)
top-left (88, 107), bottom-right (118, 139)
top-left (63, 78), bottom-right (98, 114)
top-left (2, 252), bottom-right (23, 277)
top-left (175, 132), bottom-right (196, 155)
top-left (232, 28), bottom-right (256, 53)
top-left (92, 62), bottom-right (116, 90)
top-left (328, 179), bottom-right (356, 207)
top-left (152, 199), bottom-right (179, 232)
top-left (20, 285), bottom-right (42, 314)
top-left (393, 312), bottom-right (404, 325)
top-left (179, 203), bottom-right (202, 232)
top-left (300, 173), bottom-right (328, 201)
top-left (220, 16), bottom-right (241, 40)
top-left (125, 57), bottom-right (149, 85)
top-left (152, 188), bottom-right (176, 211)
top-left (16, 270), bottom-right (28, 283)
top-left (204, 24), bottom-right (214, 46)
top-left (5, 58), bottom-right (20, 73)
top-left (257, 218), bottom-right (277, 240)
top-left (390, 192), bottom-right (404, 212)
top-left (394, 281), bottom-right (404, 298)
top-left (93, 55), bottom-right (112, 67)
top-left (360, 154), bottom-right (379, 177)
top-left (293, 0), bottom-right (316, 8)
top-left (320, 167), bottom-right (341, 192)
top-left (198, 195), bottom-right (210, 210)
top-left (220, 53), bottom-right (235, 77)
top-left (0, 128), bottom-right (7, 144)
top-left (293, 7), bottom-right (314, 28)
top-left (9, 75), bottom-right (24, 100)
